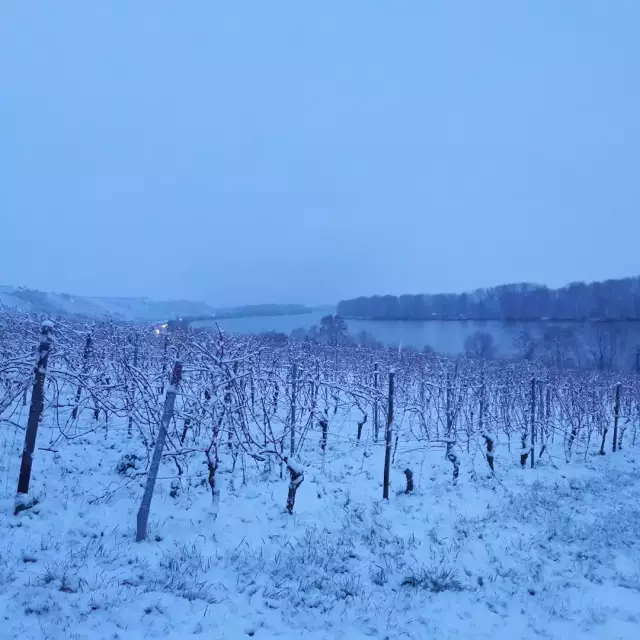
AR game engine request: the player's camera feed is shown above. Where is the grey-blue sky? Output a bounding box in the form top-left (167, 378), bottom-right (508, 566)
top-left (1, 1), bottom-right (639, 306)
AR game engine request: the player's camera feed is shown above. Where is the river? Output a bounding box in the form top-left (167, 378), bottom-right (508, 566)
top-left (192, 312), bottom-right (640, 359)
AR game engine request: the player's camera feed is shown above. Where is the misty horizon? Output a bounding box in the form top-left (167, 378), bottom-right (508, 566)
top-left (2, 2), bottom-right (639, 307)
top-left (4, 272), bottom-right (640, 312)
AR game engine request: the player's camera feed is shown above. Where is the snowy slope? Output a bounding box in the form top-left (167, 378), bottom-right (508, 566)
top-left (1, 410), bottom-right (639, 639)
top-left (0, 286), bottom-right (216, 323)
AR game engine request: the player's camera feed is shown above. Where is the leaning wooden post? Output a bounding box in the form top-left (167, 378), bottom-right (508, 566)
top-left (15, 321), bottom-right (55, 514)
top-left (383, 369), bottom-right (395, 500)
top-left (612, 382), bottom-right (622, 453)
top-left (136, 361), bottom-right (182, 541)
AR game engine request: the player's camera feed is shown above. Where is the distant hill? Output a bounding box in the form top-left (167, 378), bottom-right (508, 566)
top-left (0, 286), bottom-right (314, 324)
top-left (170, 304), bottom-right (314, 328)
top-left (0, 285), bottom-right (217, 323)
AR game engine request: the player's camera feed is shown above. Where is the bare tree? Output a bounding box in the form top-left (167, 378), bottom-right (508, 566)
top-left (464, 331), bottom-right (497, 360)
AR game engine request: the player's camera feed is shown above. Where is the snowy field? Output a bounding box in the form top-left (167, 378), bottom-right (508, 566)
top-left (1, 316), bottom-right (639, 640)
top-left (1, 416), bottom-right (639, 639)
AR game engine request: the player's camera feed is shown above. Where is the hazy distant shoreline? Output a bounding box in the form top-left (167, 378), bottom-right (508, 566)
top-left (339, 315), bottom-right (640, 324)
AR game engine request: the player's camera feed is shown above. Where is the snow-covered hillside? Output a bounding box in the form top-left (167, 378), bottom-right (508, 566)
top-left (1, 416), bottom-right (639, 639)
top-left (1, 315), bottom-right (639, 639)
top-left (0, 285), bottom-right (216, 323)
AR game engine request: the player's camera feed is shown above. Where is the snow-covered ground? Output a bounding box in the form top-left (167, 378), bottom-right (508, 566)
top-left (1, 409), bottom-right (639, 640)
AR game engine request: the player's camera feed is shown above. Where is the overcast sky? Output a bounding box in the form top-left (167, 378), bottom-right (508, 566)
top-left (1, 1), bottom-right (639, 306)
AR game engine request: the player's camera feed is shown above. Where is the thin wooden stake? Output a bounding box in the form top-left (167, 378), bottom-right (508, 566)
top-left (373, 363), bottom-right (379, 441)
top-left (128, 336), bottom-right (139, 438)
top-left (136, 361), bottom-right (182, 541)
top-left (72, 333), bottom-right (92, 420)
top-left (383, 370), bottom-right (394, 500)
top-left (290, 363), bottom-right (297, 456)
top-left (530, 378), bottom-right (536, 469)
top-left (15, 321), bottom-right (54, 514)
top-left (612, 382), bottom-right (621, 453)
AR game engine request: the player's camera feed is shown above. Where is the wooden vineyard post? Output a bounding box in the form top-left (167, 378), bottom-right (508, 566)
top-left (128, 335), bottom-right (139, 439)
top-left (160, 334), bottom-right (169, 395)
top-left (612, 382), bottom-right (621, 453)
top-left (546, 386), bottom-right (552, 445)
top-left (530, 377), bottom-right (536, 469)
top-left (478, 373), bottom-right (486, 435)
top-left (373, 363), bottom-right (379, 441)
top-left (290, 362), bottom-right (297, 456)
top-left (71, 332), bottom-right (92, 420)
top-left (136, 361), bottom-right (182, 541)
top-left (383, 370), bottom-right (395, 500)
top-left (599, 382), bottom-right (620, 456)
top-left (419, 373), bottom-right (427, 438)
top-left (15, 321), bottom-right (55, 514)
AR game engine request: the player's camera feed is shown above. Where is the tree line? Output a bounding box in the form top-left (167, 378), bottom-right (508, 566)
top-left (337, 276), bottom-right (640, 321)
top-left (265, 316), bottom-right (640, 374)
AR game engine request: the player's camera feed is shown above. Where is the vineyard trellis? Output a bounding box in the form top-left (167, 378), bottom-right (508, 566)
top-left (1, 308), bottom-right (639, 539)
